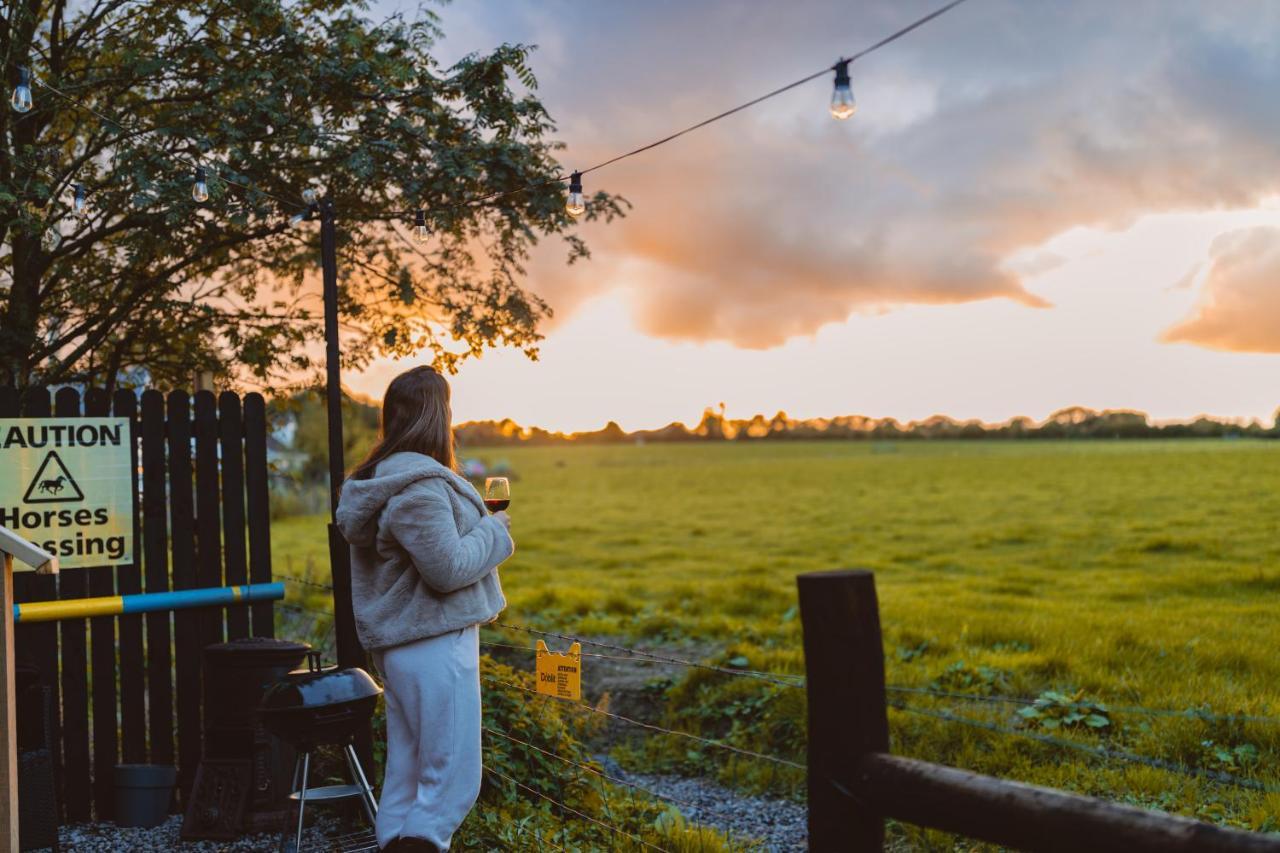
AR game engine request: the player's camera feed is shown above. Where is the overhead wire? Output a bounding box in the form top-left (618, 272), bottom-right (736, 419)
top-left (30, 75), bottom-right (305, 210)
top-left (5, 0), bottom-right (969, 222)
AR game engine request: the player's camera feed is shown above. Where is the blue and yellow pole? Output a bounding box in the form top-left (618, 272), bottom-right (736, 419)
top-left (13, 582), bottom-right (284, 624)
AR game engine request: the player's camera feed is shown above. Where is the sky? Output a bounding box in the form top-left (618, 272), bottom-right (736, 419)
top-left (351, 0), bottom-right (1280, 432)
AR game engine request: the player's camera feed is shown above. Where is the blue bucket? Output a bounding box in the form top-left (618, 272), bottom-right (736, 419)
top-left (114, 764), bottom-right (177, 828)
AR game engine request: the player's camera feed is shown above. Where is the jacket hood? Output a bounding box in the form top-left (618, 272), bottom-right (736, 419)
top-left (335, 452), bottom-right (482, 546)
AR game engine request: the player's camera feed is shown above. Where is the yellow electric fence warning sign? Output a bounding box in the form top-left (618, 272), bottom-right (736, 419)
top-left (0, 418), bottom-right (134, 569)
top-left (535, 640), bottom-right (582, 701)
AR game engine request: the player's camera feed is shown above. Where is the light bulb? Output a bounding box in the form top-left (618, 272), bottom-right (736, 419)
top-left (566, 171), bottom-right (586, 218)
top-left (302, 188), bottom-right (318, 205)
top-left (830, 59), bottom-right (856, 120)
top-left (10, 66), bottom-right (32, 113)
top-left (414, 209), bottom-right (429, 241)
top-left (73, 183), bottom-right (87, 218)
top-left (192, 167), bottom-right (209, 203)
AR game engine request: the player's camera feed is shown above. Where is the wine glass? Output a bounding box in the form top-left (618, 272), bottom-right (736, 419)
top-left (484, 477), bottom-right (511, 513)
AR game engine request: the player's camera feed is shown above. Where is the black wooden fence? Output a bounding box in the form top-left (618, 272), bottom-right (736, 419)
top-left (0, 387), bottom-right (275, 822)
top-left (798, 570), bottom-right (1280, 853)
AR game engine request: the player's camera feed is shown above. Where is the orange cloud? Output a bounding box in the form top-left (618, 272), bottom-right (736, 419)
top-left (1162, 227), bottom-right (1280, 353)
top-left (445, 1), bottom-right (1280, 349)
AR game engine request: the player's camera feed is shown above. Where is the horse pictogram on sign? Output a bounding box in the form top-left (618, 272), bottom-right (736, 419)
top-left (22, 450), bottom-right (85, 504)
top-left (0, 417), bottom-right (133, 569)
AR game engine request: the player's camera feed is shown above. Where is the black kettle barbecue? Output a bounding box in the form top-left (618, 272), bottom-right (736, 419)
top-left (259, 651), bottom-right (382, 748)
top-left (259, 652), bottom-right (383, 851)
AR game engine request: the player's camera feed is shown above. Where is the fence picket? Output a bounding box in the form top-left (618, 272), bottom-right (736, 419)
top-left (193, 391), bottom-right (224, 650)
top-left (141, 390), bottom-right (174, 766)
top-left (219, 392), bottom-right (249, 639)
top-left (244, 393), bottom-right (274, 638)
top-left (51, 389), bottom-right (91, 822)
top-left (167, 390), bottom-right (201, 802)
top-left (84, 388), bottom-right (119, 820)
top-left (115, 390), bottom-right (146, 764)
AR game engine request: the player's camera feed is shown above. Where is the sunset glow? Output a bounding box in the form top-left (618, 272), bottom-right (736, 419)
top-left (349, 1), bottom-right (1280, 431)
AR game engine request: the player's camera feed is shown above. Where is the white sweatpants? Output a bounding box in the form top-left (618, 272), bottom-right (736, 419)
top-left (372, 626), bottom-right (482, 850)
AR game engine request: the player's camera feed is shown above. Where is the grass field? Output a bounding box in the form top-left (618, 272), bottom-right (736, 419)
top-left (273, 439), bottom-right (1280, 843)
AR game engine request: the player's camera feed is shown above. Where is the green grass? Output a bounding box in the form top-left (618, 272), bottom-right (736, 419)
top-left (273, 440), bottom-right (1280, 842)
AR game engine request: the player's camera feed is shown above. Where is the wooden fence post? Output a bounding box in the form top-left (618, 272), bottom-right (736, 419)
top-left (1, 528), bottom-right (58, 850)
top-left (798, 569), bottom-right (889, 852)
top-left (1, 551), bottom-right (15, 852)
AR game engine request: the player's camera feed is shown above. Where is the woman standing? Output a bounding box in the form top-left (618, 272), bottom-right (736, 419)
top-left (336, 366), bottom-right (513, 853)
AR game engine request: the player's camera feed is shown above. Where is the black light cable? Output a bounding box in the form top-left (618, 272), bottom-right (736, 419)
top-left (6, 0), bottom-right (969, 229)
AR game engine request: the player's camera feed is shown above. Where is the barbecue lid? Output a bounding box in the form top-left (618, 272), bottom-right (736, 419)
top-left (259, 651), bottom-right (382, 712)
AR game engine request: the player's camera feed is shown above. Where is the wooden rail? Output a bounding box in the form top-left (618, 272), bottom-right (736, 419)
top-left (797, 570), bottom-right (1280, 853)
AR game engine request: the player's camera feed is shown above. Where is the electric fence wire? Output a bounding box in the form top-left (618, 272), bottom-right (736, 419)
top-left (886, 686), bottom-right (1280, 726)
top-left (276, 572), bottom-right (340, 592)
top-left (277, 575), bottom-right (805, 686)
top-left (484, 763), bottom-right (672, 853)
top-left (6, 0), bottom-right (969, 222)
top-left (481, 672), bottom-right (806, 772)
top-left (275, 582), bottom-right (1277, 728)
top-left (890, 702), bottom-right (1280, 794)
top-left (480, 638), bottom-right (805, 686)
top-left (489, 622), bottom-right (806, 689)
top-left (483, 724), bottom-right (700, 811)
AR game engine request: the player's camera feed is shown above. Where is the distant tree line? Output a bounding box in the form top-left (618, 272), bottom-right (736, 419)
top-left (273, 395), bottom-right (1279, 487)
top-left (453, 404), bottom-right (1280, 447)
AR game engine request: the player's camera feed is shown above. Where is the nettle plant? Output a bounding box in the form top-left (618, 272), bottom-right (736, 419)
top-left (1017, 690), bottom-right (1112, 732)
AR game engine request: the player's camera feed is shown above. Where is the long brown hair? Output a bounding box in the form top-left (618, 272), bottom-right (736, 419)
top-left (349, 366), bottom-right (456, 481)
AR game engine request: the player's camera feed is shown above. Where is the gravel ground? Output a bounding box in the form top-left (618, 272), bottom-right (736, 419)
top-left (597, 755), bottom-right (807, 852)
top-left (48, 813), bottom-right (358, 852)
top-left (48, 772), bottom-right (803, 852)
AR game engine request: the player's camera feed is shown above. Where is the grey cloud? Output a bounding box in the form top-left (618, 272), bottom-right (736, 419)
top-left (439, 0), bottom-right (1280, 347)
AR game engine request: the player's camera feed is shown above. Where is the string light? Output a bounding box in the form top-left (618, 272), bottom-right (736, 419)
top-left (73, 183), bottom-right (87, 218)
top-left (830, 59), bottom-right (856, 120)
top-left (414, 209), bottom-right (429, 241)
top-left (10, 66), bottom-right (32, 113)
top-left (565, 171), bottom-right (585, 218)
top-left (191, 167), bottom-right (209, 203)
top-left (3, 0), bottom-right (965, 233)
top-left (290, 189), bottom-right (320, 227)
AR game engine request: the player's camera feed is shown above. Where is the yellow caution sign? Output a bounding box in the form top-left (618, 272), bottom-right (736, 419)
top-left (535, 640), bottom-right (581, 701)
top-left (0, 418), bottom-right (134, 569)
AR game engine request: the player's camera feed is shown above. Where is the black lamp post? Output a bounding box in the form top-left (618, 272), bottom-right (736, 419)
top-left (317, 198), bottom-right (373, 766)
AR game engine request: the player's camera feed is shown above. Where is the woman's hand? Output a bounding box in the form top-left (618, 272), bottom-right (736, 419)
top-left (492, 510), bottom-right (511, 531)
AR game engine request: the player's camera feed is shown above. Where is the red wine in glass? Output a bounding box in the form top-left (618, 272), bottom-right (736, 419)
top-left (484, 477), bottom-right (510, 514)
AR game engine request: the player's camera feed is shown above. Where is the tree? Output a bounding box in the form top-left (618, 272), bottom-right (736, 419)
top-left (0, 0), bottom-right (625, 391)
